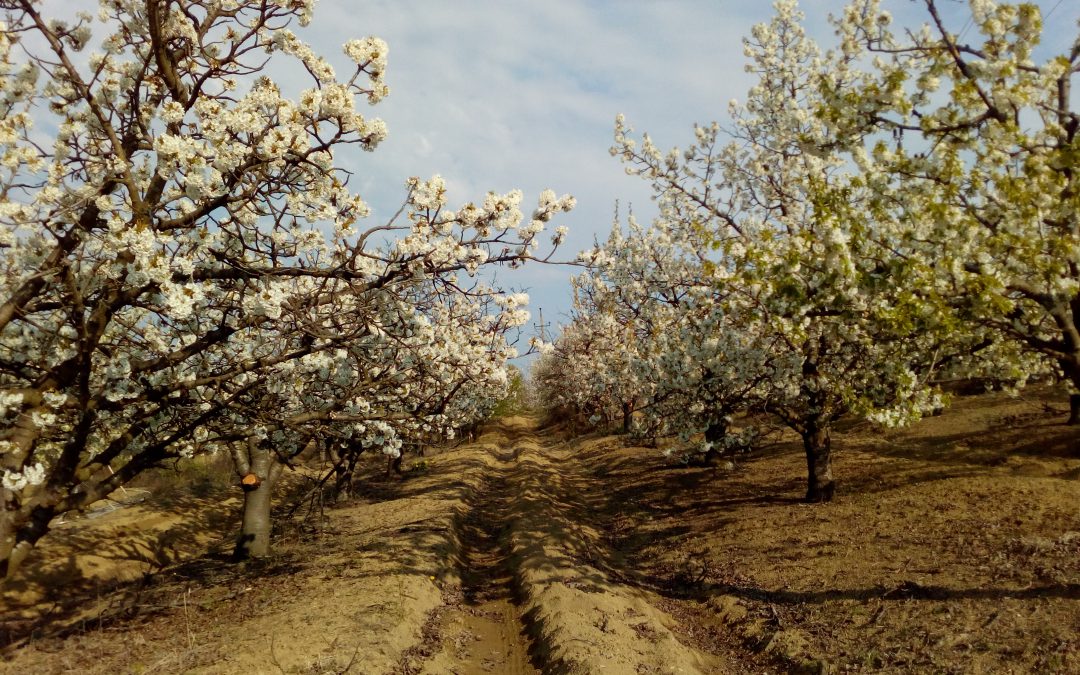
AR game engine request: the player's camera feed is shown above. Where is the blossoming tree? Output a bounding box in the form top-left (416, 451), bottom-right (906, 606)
top-left (555, 215), bottom-right (769, 454)
top-left (0, 0), bottom-right (573, 574)
top-left (827, 0), bottom-right (1079, 420)
top-left (553, 0), bottom-right (962, 501)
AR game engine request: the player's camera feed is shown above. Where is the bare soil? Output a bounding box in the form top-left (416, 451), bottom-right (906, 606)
top-left (2, 388), bottom-right (1078, 674)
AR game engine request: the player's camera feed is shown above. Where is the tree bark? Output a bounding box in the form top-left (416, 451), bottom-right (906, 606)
top-left (1062, 358), bottom-right (1080, 425)
top-left (622, 401), bottom-right (634, 433)
top-left (233, 442), bottom-right (283, 560)
top-left (701, 418), bottom-right (729, 465)
top-left (802, 425), bottom-right (835, 503)
top-left (0, 504), bottom-right (54, 581)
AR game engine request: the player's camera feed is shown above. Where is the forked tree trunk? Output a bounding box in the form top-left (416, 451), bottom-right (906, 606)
top-left (802, 425), bottom-right (835, 503)
top-left (233, 441), bottom-right (284, 560)
top-left (332, 449), bottom-right (363, 500)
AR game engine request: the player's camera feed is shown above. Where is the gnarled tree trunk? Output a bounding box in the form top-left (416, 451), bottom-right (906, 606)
top-left (232, 440), bottom-right (284, 560)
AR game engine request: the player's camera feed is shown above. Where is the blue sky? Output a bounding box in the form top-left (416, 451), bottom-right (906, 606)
top-left (294, 0), bottom-right (1080, 362)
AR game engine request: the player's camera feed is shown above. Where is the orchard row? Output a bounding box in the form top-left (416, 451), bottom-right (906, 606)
top-left (0, 0), bottom-right (572, 576)
top-left (535, 0), bottom-right (1079, 501)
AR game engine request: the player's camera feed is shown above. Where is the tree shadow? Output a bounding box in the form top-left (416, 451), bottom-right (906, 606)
top-left (704, 579), bottom-right (1080, 605)
top-left (0, 487), bottom-right (245, 647)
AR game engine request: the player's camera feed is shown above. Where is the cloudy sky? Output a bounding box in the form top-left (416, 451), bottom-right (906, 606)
top-left (298, 0), bottom-right (1078, 359)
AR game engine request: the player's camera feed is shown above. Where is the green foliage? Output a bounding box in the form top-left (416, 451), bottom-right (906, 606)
top-left (491, 366), bottom-right (528, 418)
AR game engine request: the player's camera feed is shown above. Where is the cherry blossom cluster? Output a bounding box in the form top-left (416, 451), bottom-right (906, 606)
top-left (825, 0), bottom-right (1074, 405)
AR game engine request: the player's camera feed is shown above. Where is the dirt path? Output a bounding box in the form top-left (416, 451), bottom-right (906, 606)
top-left (399, 416), bottom-right (751, 674)
top-left (7, 394), bottom-right (1075, 673)
top-left (500, 418), bottom-right (751, 674)
top-left (419, 444), bottom-right (538, 674)
top-left (0, 418), bottom-right (756, 675)
top-left (405, 417), bottom-right (748, 674)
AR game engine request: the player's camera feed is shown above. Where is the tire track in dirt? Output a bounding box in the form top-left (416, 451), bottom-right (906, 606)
top-left (489, 417), bottom-right (750, 674)
top-left (412, 424), bottom-right (540, 674)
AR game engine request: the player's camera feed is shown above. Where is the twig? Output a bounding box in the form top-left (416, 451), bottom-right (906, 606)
top-left (336, 642), bottom-right (363, 674)
top-left (269, 633), bottom-right (287, 675)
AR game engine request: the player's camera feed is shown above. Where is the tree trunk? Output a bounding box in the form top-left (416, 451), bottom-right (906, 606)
top-left (701, 418), bottom-right (729, 465)
top-left (1062, 358), bottom-right (1080, 425)
top-left (802, 425), bottom-right (835, 503)
top-left (622, 401), bottom-right (634, 434)
top-left (387, 453), bottom-right (403, 477)
top-left (0, 503), bottom-right (54, 581)
top-left (331, 451), bottom-right (354, 500)
top-left (233, 442), bottom-right (283, 560)
top-left (235, 480), bottom-right (273, 559)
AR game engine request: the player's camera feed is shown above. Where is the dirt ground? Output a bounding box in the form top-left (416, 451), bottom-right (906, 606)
top-left (1, 387), bottom-right (1078, 674)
